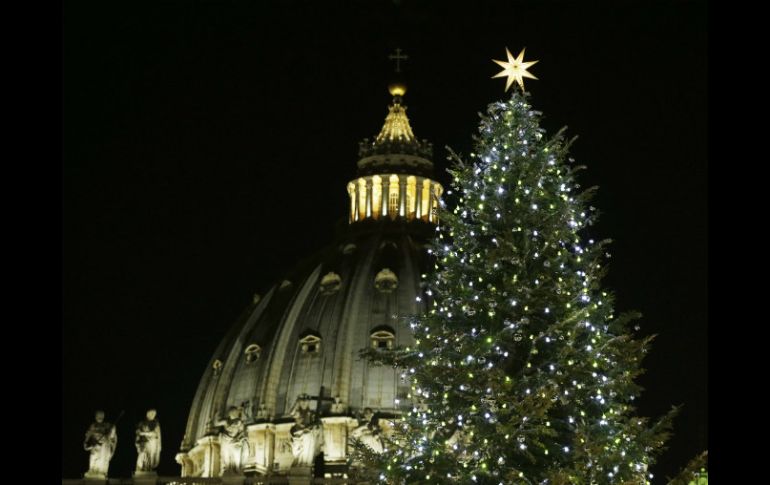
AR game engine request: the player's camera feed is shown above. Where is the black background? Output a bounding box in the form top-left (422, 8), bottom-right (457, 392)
top-left (63, 1), bottom-right (707, 481)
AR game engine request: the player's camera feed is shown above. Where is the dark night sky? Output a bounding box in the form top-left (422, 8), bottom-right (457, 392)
top-left (63, 1), bottom-right (707, 481)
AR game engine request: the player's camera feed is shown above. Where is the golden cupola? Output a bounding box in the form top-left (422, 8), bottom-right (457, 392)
top-left (347, 83), bottom-right (443, 224)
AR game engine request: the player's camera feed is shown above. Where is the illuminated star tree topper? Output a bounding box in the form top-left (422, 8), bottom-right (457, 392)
top-left (492, 47), bottom-right (539, 92)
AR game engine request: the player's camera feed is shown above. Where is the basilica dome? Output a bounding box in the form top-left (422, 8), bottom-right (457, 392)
top-left (176, 85), bottom-right (443, 479)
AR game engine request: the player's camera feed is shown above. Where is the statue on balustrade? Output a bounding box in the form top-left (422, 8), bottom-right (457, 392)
top-left (135, 408), bottom-right (161, 472)
top-left (214, 406), bottom-right (250, 475)
top-left (330, 395), bottom-right (347, 414)
top-left (83, 410), bottom-right (118, 478)
top-left (351, 407), bottom-right (383, 454)
top-left (289, 396), bottom-right (323, 468)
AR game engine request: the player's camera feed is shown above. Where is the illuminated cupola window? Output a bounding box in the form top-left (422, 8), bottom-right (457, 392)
top-left (348, 83), bottom-right (443, 224)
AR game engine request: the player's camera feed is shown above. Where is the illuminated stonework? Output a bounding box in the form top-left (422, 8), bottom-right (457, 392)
top-left (244, 344), bottom-right (261, 364)
top-left (348, 174), bottom-right (442, 223)
top-left (177, 84), bottom-right (439, 479)
top-left (299, 332), bottom-right (322, 354)
top-left (370, 326), bottom-right (395, 349)
top-left (374, 268), bottom-right (398, 293)
top-left (319, 272), bottom-right (342, 295)
top-left (375, 102), bottom-right (415, 143)
top-left (348, 90), bottom-right (443, 224)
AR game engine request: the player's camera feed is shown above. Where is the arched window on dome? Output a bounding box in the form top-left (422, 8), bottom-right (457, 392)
top-left (299, 331), bottom-right (322, 354)
top-left (244, 344), bottom-right (261, 364)
top-left (370, 326), bottom-right (396, 350)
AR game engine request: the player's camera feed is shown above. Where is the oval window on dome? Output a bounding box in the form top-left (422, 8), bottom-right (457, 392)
top-left (319, 272), bottom-right (342, 295)
top-left (374, 268), bottom-right (399, 293)
top-left (244, 344), bottom-right (261, 364)
top-left (299, 331), bottom-right (322, 354)
top-left (370, 326), bottom-right (395, 350)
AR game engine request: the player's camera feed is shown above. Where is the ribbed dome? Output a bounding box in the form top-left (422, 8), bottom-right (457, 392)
top-left (182, 223), bottom-right (431, 438)
top-left (177, 223), bottom-right (433, 477)
top-left (176, 86), bottom-right (442, 479)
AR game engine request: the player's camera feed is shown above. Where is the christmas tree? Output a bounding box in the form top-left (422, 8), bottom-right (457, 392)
top-left (354, 49), bottom-right (675, 485)
top-left (667, 451), bottom-right (708, 485)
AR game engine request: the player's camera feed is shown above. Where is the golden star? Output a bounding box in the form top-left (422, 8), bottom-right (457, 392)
top-left (492, 47), bottom-right (539, 92)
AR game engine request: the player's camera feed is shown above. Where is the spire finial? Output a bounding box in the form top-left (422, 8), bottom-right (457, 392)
top-left (387, 48), bottom-right (408, 101)
top-left (388, 48), bottom-right (409, 73)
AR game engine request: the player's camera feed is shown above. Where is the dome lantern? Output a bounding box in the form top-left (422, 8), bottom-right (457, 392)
top-left (349, 83), bottom-right (443, 225)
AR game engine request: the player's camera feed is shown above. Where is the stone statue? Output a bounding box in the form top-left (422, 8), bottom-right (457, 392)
top-left (214, 406), bottom-right (249, 475)
top-left (240, 400), bottom-right (254, 422)
top-left (255, 403), bottom-right (269, 420)
top-left (289, 396), bottom-right (323, 468)
top-left (83, 410), bottom-right (117, 478)
top-left (351, 408), bottom-right (383, 453)
top-left (330, 395), bottom-right (346, 414)
top-left (135, 409), bottom-right (161, 472)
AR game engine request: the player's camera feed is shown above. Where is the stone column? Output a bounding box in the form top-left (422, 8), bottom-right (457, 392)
top-left (197, 435), bottom-right (221, 478)
top-left (415, 177), bottom-right (423, 220)
top-left (273, 422), bottom-right (295, 473)
top-left (365, 178), bottom-right (373, 219)
top-left (247, 422), bottom-right (276, 475)
top-left (321, 416), bottom-right (357, 467)
top-left (382, 177), bottom-right (390, 218)
top-left (399, 178), bottom-right (407, 218)
top-left (353, 181), bottom-right (359, 222)
top-left (347, 183), bottom-right (355, 223)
